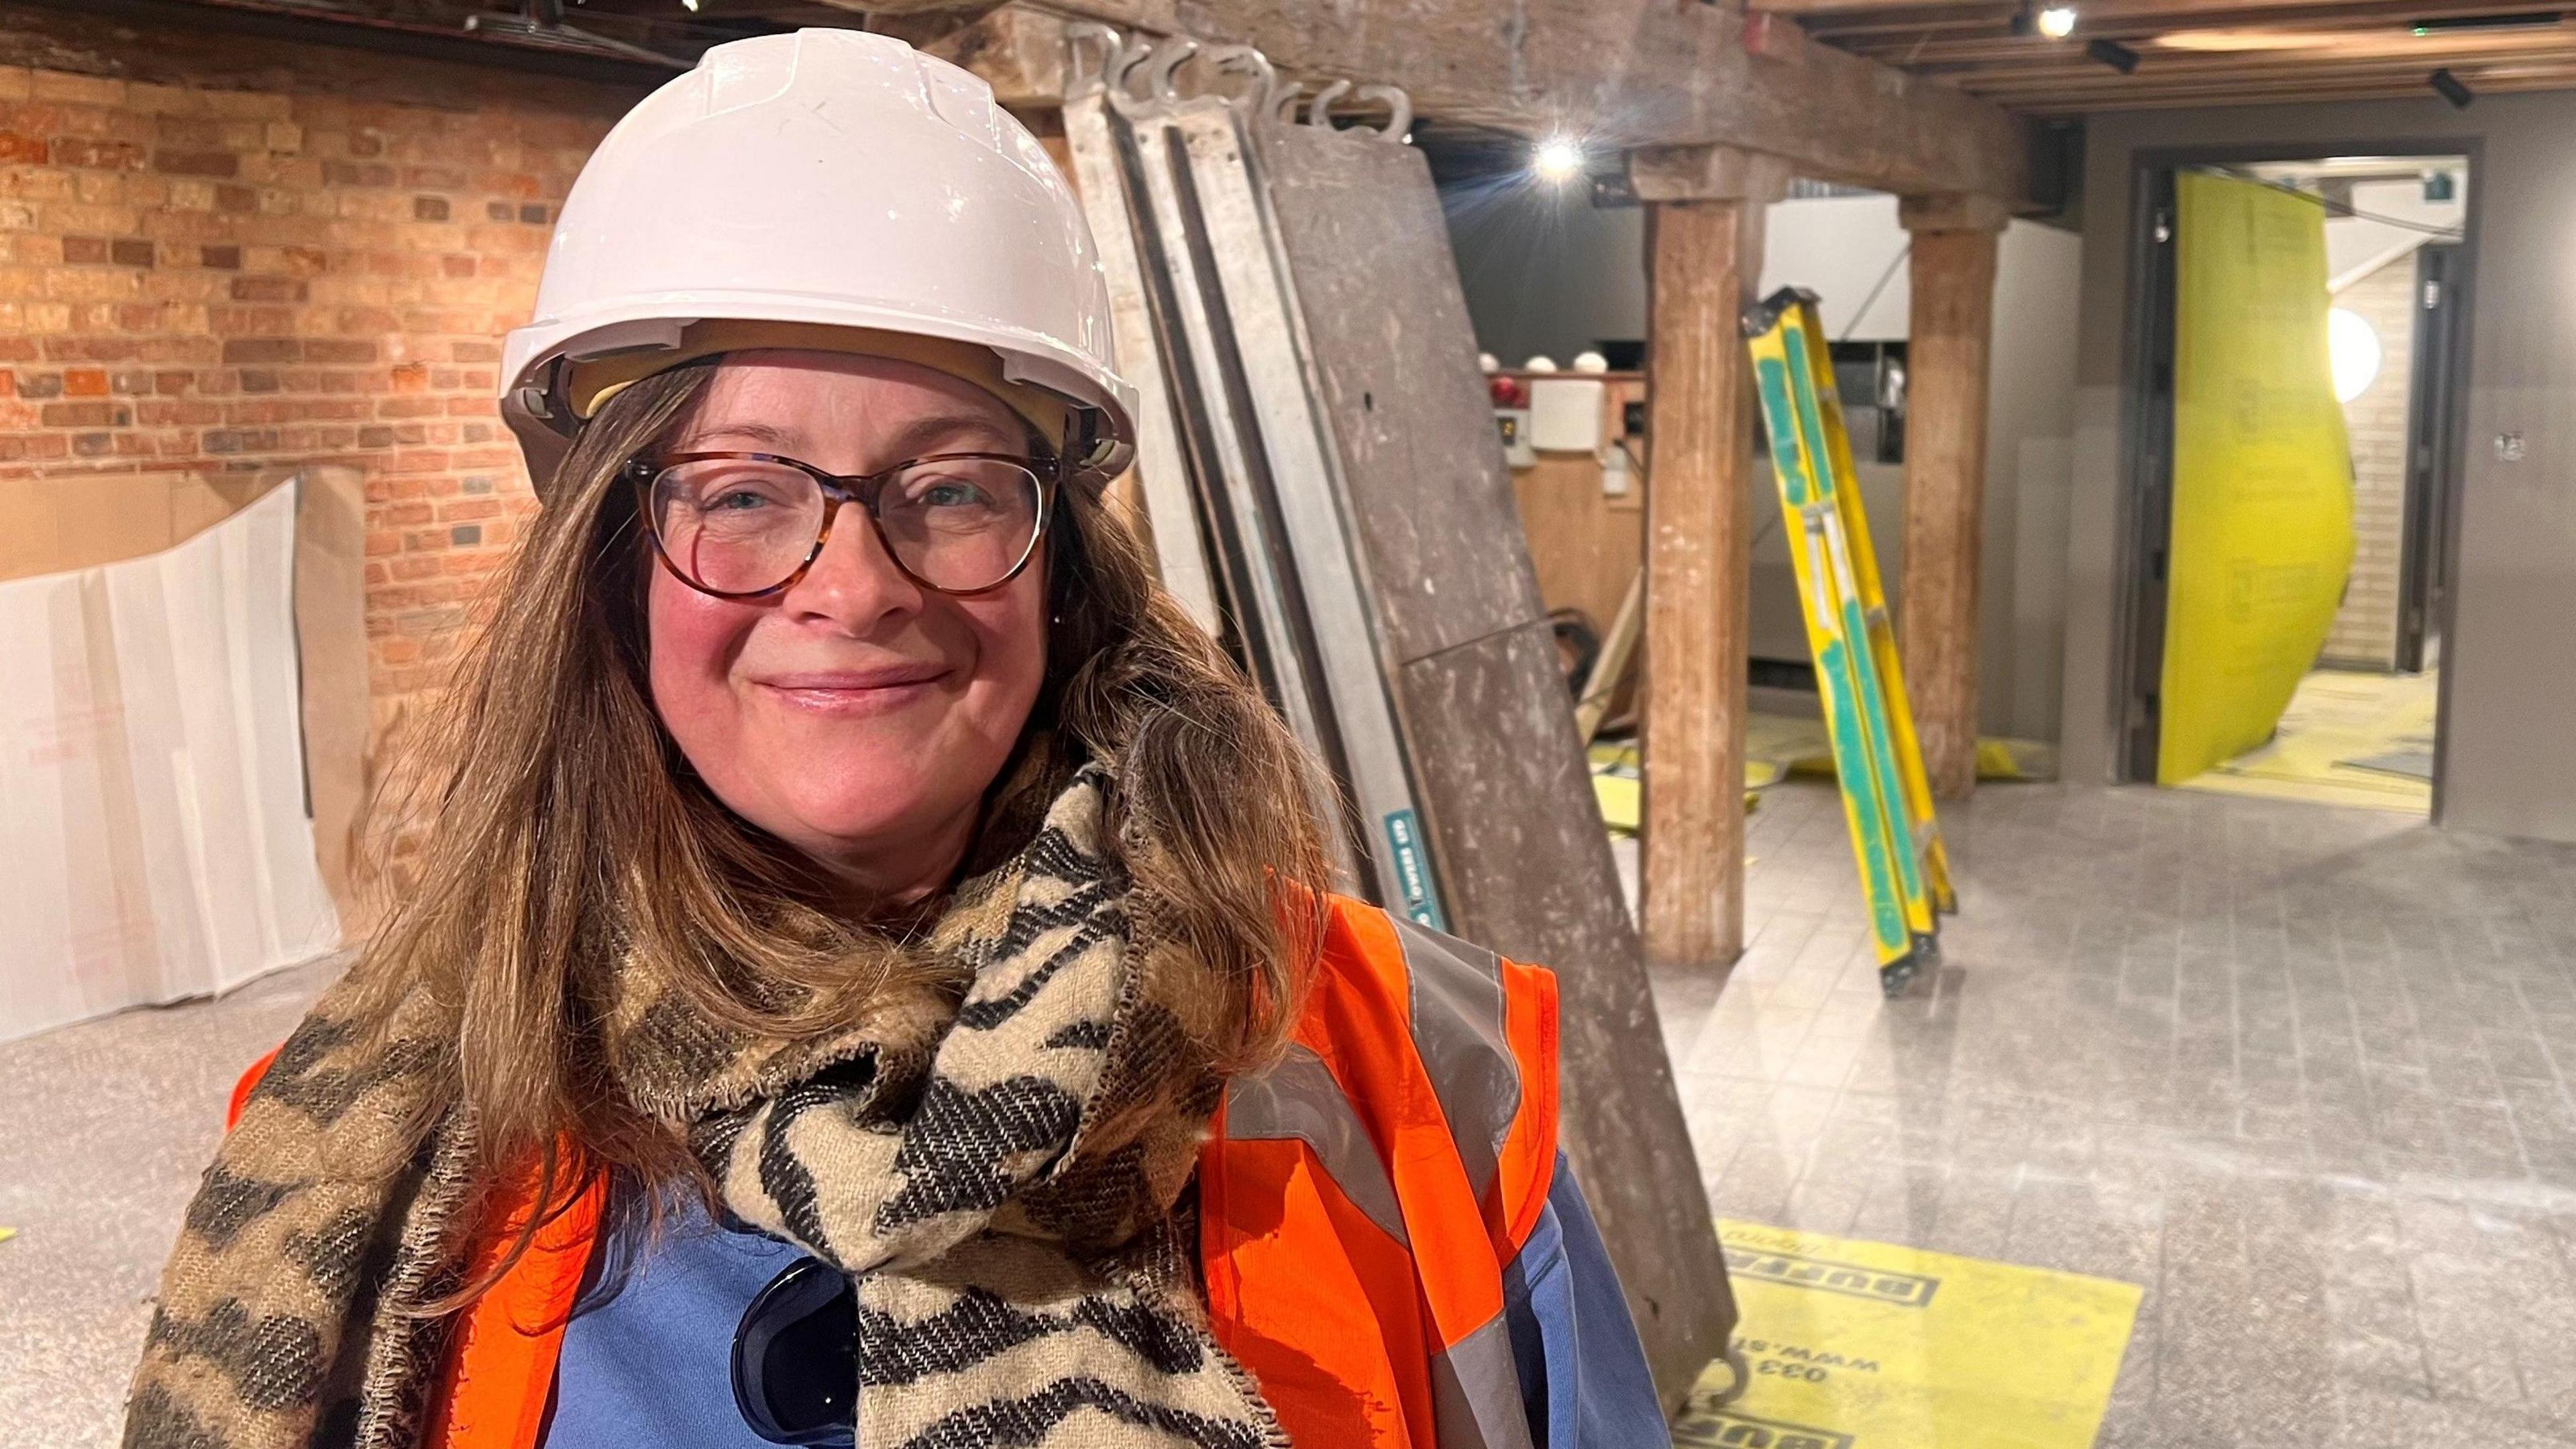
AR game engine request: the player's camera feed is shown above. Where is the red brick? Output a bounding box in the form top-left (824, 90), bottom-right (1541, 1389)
top-left (111, 238), bottom-right (155, 267)
top-left (62, 368), bottom-right (109, 396)
top-left (221, 336), bottom-right (299, 363)
top-left (154, 149), bottom-right (239, 178)
top-left (200, 244), bottom-right (240, 268)
top-left (62, 235), bottom-right (107, 264)
top-left (51, 138), bottom-right (146, 170)
top-left (42, 400), bottom-right (124, 427)
top-left (0, 132), bottom-right (45, 164)
top-left (229, 274), bottom-right (307, 302)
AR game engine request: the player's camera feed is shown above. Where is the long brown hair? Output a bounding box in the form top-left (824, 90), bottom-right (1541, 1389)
top-left (354, 360), bottom-right (1330, 1271)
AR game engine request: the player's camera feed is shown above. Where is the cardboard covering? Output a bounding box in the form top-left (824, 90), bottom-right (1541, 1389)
top-left (0, 476), bottom-right (345, 1042)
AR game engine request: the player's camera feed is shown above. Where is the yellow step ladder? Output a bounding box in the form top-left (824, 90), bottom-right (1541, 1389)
top-left (1743, 288), bottom-right (1955, 994)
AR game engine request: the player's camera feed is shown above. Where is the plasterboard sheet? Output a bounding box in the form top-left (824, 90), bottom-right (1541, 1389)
top-left (0, 485), bottom-right (339, 1041)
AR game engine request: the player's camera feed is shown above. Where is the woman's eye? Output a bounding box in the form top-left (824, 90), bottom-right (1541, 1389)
top-left (709, 488), bottom-right (773, 511)
top-left (918, 480), bottom-right (988, 508)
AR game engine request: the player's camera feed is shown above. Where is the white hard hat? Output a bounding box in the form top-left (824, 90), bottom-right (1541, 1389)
top-left (499, 29), bottom-right (1137, 497)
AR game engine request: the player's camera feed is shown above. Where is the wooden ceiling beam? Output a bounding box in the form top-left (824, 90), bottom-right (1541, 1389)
top-left (1962, 53), bottom-right (2576, 105)
top-left (1891, 24), bottom-right (2576, 70)
top-left (1764, 0), bottom-right (2471, 17)
top-left (1019, 0), bottom-right (2031, 201)
top-left (1946, 37), bottom-right (2576, 87)
top-left (2008, 63), bottom-right (2576, 109)
top-left (1807, 0), bottom-right (2542, 42)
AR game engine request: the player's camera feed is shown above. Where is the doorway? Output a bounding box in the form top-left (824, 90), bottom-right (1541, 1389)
top-left (2117, 152), bottom-right (2470, 816)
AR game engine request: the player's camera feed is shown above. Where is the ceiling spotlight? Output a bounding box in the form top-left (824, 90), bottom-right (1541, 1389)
top-left (2037, 5), bottom-right (2079, 38)
top-left (2086, 38), bottom-right (2141, 72)
top-left (680, 0), bottom-right (699, 9)
top-left (1534, 137), bottom-right (1585, 182)
top-left (2429, 67), bottom-right (2475, 107)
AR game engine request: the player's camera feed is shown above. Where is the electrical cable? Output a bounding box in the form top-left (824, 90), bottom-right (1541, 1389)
top-left (2183, 164), bottom-right (2467, 238)
top-left (1839, 240), bottom-right (1912, 343)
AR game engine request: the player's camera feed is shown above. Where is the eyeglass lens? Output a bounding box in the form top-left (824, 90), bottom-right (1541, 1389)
top-left (647, 457), bottom-right (1042, 596)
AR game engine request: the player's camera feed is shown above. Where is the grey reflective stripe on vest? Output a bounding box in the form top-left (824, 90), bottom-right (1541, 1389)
top-left (1433, 1313), bottom-right (1538, 1449)
top-left (1225, 1041), bottom-right (1538, 1449)
top-left (1222, 1042), bottom-right (1408, 1244)
top-left (1390, 915), bottom-right (1523, 1202)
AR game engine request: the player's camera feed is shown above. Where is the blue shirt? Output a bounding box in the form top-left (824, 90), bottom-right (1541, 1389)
top-left (539, 1154), bottom-right (1666, 1449)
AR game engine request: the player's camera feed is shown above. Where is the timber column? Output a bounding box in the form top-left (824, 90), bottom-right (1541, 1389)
top-left (1896, 193), bottom-right (2008, 801)
top-left (1635, 146), bottom-right (1788, 971)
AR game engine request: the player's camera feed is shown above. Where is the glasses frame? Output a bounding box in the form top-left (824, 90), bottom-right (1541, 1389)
top-left (627, 449), bottom-right (1059, 601)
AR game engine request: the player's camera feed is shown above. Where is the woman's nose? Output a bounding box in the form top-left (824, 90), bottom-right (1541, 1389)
top-left (777, 502), bottom-right (926, 630)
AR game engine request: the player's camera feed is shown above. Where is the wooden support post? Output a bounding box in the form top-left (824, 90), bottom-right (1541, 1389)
top-left (1637, 148), bottom-right (1786, 971)
top-left (1896, 193), bottom-right (2008, 802)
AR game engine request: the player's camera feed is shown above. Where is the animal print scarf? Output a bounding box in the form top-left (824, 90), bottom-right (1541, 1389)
top-left (125, 761), bottom-right (1288, 1449)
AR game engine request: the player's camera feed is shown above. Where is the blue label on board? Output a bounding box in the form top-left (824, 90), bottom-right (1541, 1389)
top-left (1381, 809), bottom-right (1446, 931)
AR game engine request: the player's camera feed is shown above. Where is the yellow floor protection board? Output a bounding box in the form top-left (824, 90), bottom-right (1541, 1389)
top-left (1676, 1221), bottom-right (2143, 1449)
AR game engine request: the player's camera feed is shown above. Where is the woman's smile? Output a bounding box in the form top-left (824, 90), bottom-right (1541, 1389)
top-left (752, 662), bottom-right (955, 716)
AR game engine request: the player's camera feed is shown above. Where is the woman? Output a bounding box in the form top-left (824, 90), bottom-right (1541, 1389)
top-left (128, 28), bottom-right (1661, 1449)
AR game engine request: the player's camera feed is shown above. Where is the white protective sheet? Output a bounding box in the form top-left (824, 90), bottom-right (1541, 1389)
top-left (0, 484), bottom-right (340, 1041)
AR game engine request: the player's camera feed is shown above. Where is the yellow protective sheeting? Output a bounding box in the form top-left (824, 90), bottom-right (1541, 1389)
top-left (2159, 172), bottom-right (2357, 784)
top-left (2174, 665), bottom-right (2436, 813)
top-left (1587, 741), bottom-right (1778, 835)
top-left (1676, 1220), bottom-right (2143, 1449)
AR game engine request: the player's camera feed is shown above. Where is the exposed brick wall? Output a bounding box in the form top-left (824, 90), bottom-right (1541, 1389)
top-left (2326, 253), bottom-right (2418, 671)
top-left (0, 5), bottom-right (644, 744)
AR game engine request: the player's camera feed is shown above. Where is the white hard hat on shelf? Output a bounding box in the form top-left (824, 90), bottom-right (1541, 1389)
top-left (499, 28), bottom-right (1138, 498)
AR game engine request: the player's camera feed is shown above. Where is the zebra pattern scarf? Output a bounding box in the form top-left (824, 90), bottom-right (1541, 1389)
top-left (125, 763), bottom-right (1287, 1449)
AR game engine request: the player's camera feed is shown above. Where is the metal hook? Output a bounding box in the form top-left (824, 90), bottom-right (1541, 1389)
top-left (1208, 44), bottom-right (1279, 116)
top-left (1146, 36), bottom-right (1201, 106)
top-left (1356, 84), bottom-right (1412, 142)
top-left (1304, 79), bottom-right (1352, 127)
top-left (1103, 35), bottom-right (1157, 115)
top-left (1271, 80), bottom-right (1304, 125)
top-left (1063, 21), bottom-right (1123, 99)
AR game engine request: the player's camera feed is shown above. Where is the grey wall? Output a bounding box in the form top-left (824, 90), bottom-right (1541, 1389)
top-left (1448, 184), bottom-right (2084, 746)
top-left (1445, 176), bottom-right (1646, 367)
top-left (2065, 94), bottom-right (2576, 842)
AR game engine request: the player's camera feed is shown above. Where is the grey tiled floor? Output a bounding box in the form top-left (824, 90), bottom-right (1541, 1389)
top-left (9, 782), bottom-right (2576, 1447)
top-left (1634, 780), bottom-right (2576, 1448)
top-left (0, 954), bottom-right (341, 1449)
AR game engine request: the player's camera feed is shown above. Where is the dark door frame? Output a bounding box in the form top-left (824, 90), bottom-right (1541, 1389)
top-left (2110, 142), bottom-right (2481, 816)
top-left (2398, 242), bottom-right (2468, 676)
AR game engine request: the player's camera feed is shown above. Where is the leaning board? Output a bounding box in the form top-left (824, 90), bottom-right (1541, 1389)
top-left (1251, 113), bottom-right (1737, 1404)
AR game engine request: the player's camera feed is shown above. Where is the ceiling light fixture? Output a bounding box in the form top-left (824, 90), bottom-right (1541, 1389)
top-left (2428, 67), bottom-right (2477, 107)
top-left (2037, 5), bottom-right (2080, 38)
top-left (2086, 37), bottom-right (2141, 72)
top-left (1534, 137), bottom-right (1585, 182)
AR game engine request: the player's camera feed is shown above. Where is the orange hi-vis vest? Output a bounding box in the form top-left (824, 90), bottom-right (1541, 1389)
top-left (226, 896), bottom-right (1561, 1449)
